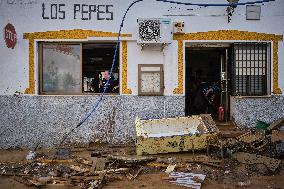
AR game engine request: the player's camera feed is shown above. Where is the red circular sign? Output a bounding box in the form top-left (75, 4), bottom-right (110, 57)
top-left (4, 23), bottom-right (17, 49)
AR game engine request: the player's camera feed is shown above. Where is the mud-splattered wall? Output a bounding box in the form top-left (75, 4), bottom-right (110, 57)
top-left (0, 95), bottom-right (184, 149)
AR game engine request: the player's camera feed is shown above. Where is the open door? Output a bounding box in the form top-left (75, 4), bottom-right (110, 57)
top-left (220, 49), bottom-right (230, 122)
top-left (185, 44), bottom-right (231, 121)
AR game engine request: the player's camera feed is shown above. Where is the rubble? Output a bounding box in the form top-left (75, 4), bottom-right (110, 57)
top-left (1, 118), bottom-right (284, 188)
top-left (107, 154), bottom-right (157, 164)
top-left (271, 130), bottom-right (284, 142)
top-left (237, 132), bottom-right (264, 144)
top-left (275, 142), bottom-right (284, 156)
top-left (232, 152), bottom-right (281, 172)
top-left (91, 157), bottom-right (106, 172)
top-left (184, 155), bottom-right (222, 168)
top-left (126, 167), bottom-right (143, 180)
top-left (55, 148), bottom-right (71, 160)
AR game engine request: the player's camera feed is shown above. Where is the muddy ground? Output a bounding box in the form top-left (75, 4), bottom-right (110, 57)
top-left (1, 121), bottom-right (284, 189)
top-left (0, 144), bottom-right (283, 189)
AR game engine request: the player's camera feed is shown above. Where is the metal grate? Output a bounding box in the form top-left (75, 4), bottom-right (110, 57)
top-left (232, 42), bottom-right (269, 96)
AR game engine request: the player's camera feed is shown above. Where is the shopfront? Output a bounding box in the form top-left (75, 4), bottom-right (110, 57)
top-left (0, 0), bottom-right (284, 148)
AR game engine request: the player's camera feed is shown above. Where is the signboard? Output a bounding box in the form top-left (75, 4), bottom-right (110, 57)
top-left (4, 23), bottom-right (17, 49)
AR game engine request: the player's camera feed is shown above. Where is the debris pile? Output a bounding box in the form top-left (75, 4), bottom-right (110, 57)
top-left (0, 117), bottom-right (283, 188)
top-left (0, 147), bottom-right (140, 188)
top-left (216, 117), bottom-right (284, 158)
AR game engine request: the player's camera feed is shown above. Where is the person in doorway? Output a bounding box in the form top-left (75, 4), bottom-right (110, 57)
top-left (203, 81), bottom-right (220, 115)
top-left (191, 81), bottom-right (208, 115)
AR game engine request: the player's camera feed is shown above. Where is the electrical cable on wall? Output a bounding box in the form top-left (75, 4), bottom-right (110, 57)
top-left (156, 0), bottom-right (275, 6)
top-left (58, 0), bottom-right (144, 146)
top-left (58, 0), bottom-right (276, 146)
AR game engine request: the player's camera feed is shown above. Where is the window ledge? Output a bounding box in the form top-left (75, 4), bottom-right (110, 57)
top-left (39, 93), bottom-right (120, 96)
top-left (232, 95), bottom-right (273, 99)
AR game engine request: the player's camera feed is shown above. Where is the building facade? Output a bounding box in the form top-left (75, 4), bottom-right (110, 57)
top-left (0, 0), bottom-right (283, 148)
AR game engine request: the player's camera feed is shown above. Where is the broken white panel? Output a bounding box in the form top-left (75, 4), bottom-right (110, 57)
top-left (135, 115), bottom-right (218, 138)
top-left (169, 172), bottom-right (206, 189)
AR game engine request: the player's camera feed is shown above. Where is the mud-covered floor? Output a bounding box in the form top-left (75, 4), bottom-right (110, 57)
top-left (1, 173), bottom-right (284, 189)
top-left (0, 144), bottom-right (283, 189)
top-left (1, 119), bottom-right (284, 189)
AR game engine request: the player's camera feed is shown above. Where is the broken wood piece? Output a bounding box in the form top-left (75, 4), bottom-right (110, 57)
top-left (218, 130), bottom-right (246, 138)
top-left (75, 158), bottom-right (93, 166)
top-left (85, 168), bottom-right (130, 176)
top-left (46, 183), bottom-right (73, 187)
top-left (27, 178), bottom-right (43, 186)
top-left (51, 177), bottom-right (69, 181)
top-left (39, 159), bottom-right (73, 164)
top-left (271, 130), bottom-right (284, 142)
top-left (232, 152), bottom-right (281, 172)
top-left (146, 162), bottom-right (186, 168)
top-left (107, 154), bottom-right (156, 164)
top-left (91, 157), bottom-right (106, 172)
top-left (70, 175), bottom-right (101, 182)
top-left (237, 132), bottom-right (263, 144)
top-left (69, 165), bottom-right (90, 173)
top-left (126, 167), bottom-right (144, 180)
top-left (184, 155), bottom-right (222, 168)
top-left (267, 118), bottom-right (284, 131)
top-left (165, 164), bottom-right (176, 174)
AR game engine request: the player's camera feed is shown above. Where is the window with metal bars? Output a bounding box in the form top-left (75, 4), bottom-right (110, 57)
top-left (232, 42), bottom-right (270, 96)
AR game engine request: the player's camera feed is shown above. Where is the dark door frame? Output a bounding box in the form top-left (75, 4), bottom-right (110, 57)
top-left (185, 44), bottom-right (232, 121)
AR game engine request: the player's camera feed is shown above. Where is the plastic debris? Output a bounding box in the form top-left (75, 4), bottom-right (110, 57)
top-left (88, 180), bottom-right (99, 189)
top-left (168, 172), bottom-right (206, 189)
top-left (165, 164), bottom-right (176, 174)
top-left (26, 151), bottom-right (37, 160)
top-left (236, 180), bottom-right (251, 187)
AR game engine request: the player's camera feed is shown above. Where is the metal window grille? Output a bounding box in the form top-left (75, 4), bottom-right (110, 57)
top-left (232, 42), bottom-right (269, 96)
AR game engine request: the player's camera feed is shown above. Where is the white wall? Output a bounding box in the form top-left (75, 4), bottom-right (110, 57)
top-left (0, 0), bottom-right (283, 95)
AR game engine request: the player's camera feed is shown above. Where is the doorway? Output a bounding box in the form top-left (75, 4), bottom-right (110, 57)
top-left (185, 44), bottom-right (231, 121)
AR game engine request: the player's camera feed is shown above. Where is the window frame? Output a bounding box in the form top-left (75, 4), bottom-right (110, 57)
top-left (138, 64), bottom-right (164, 96)
top-left (39, 42), bottom-right (83, 95)
top-left (38, 42), bottom-right (120, 95)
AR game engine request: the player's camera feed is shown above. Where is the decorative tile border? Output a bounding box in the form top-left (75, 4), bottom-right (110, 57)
top-left (173, 30), bottom-right (283, 95)
top-left (121, 41), bottom-right (132, 94)
top-left (173, 40), bottom-right (184, 95)
top-left (272, 41), bottom-right (281, 94)
top-left (23, 29), bottom-right (132, 94)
